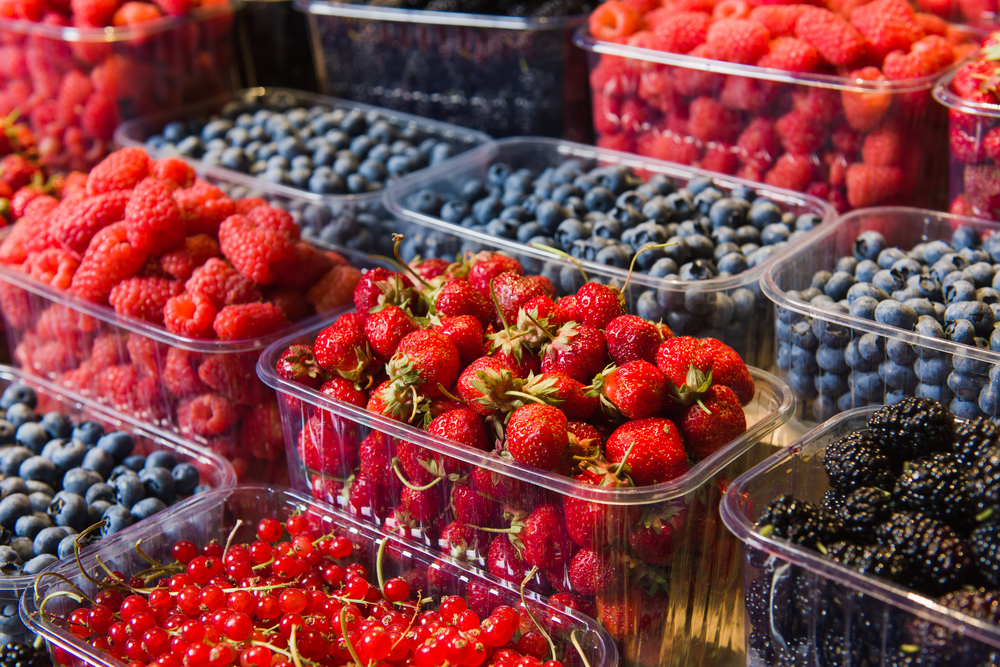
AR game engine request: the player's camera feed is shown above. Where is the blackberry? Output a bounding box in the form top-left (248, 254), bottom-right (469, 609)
top-left (970, 520), bottom-right (1000, 587)
top-left (867, 397), bottom-right (955, 461)
top-left (905, 588), bottom-right (1000, 667)
top-left (970, 445), bottom-right (1000, 521)
top-left (876, 512), bottom-right (971, 595)
top-left (821, 488), bottom-right (847, 515)
top-left (839, 486), bottom-right (893, 540)
top-left (823, 432), bottom-right (897, 491)
top-left (953, 417), bottom-right (1000, 467)
top-left (892, 452), bottom-right (973, 531)
top-left (756, 495), bottom-right (844, 550)
top-left (0, 643), bottom-right (52, 667)
top-left (827, 541), bottom-right (911, 583)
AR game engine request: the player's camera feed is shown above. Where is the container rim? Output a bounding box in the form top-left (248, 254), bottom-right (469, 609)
top-left (761, 205), bottom-right (1000, 365)
top-left (0, 363), bottom-right (236, 593)
top-left (256, 312), bottom-right (795, 505)
top-left (573, 26), bottom-right (967, 94)
top-left (292, 0), bottom-right (588, 30)
top-left (720, 407), bottom-right (1000, 648)
top-left (22, 485), bottom-right (620, 667)
top-left (933, 64), bottom-right (1000, 119)
top-left (0, 0), bottom-right (239, 42)
top-left (382, 136), bottom-right (836, 293)
top-left (113, 87), bottom-right (493, 209)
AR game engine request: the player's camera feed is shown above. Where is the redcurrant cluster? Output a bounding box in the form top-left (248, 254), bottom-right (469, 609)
top-left (44, 514), bottom-right (574, 667)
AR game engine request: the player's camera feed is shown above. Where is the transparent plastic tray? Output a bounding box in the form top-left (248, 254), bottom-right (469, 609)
top-left (257, 315), bottom-right (794, 667)
top-left (383, 136), bottom-right (835, 369)
top-left (573, 26), bottom-right (967, 212)
top-left (0, 364), bottom-right (234, 644)
top-left (720, 408), bottom-right (1000, 667)
top-left (295, 0), bottom-right (593, 140)
top-left (22, 485), bottom-right (618, 667)
top-left (762, 206), bottom-right (1000, 423)
top-left (0, 225), bottom-right (386, 485)
top-left (114, 87), bottom-right (492, 258)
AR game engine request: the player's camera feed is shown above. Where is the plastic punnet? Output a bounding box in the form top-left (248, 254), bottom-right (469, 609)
top-left (21, 485), bottom-right (618, 667)
top-left (257, 313), bottom-right (794, 667)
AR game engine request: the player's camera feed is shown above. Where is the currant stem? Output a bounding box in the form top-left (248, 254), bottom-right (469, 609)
top-left (133, 539), bottom-right (162, 569)
top-left (392, 460), bottom-right (444, 491)
top-left (519, 566), bottom-right (557, 662)
top-left (74, 520), bottom-right (107, 589)
top-left (223, 519), bottom-right (243, 559)
top-left (289, 623), bottom-right (304, 667)
top-left (376, 537), bottom-right (388, 597)
top-left (340, 606), bottom-right (364, 667)
top-left (570, 630), bottom-right (593, 667)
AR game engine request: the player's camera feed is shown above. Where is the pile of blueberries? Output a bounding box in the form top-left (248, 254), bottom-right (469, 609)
top-left (144, 98), bottom-right (474, 196)
top-left (778, 226), bottom-right (1000, 422)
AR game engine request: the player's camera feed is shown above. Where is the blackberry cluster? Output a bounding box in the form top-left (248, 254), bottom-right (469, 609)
top-left (823, 432), bottom-right (896, 491)
top-left (952, 417), bottom-right (1000, 467)
top-left (867, 397), bottom-right (955, 461)
top-left (756, 495), bottom-right (843, 551)
top-left (0, 642), bottom-right (51, 667)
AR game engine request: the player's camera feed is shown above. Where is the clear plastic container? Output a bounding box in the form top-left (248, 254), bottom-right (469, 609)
top-left (294, 0), bottom-right (593, 141)
top-left (114, 87), bottom-right (492, 258)
top-left (0, 364), bottom-right (234, 644)
top-left (21, 485), bottom-right (618, 667)
top-left (934, 67), bottom-right (1000, 221)
top-left (762, 206), bottom-right (1000, 424)
top-left (0, 4), bottom-right (238, 173)
top-left (234, 1), bottom-right (317, 91)
top-left (257, 317), bottom-right (795, 667)
top-left (0, 227), bottom-right (386, 485)
top-left (573, 26), bottom-right (963, 213)
top-left (383, 136), bottom-right (835, 370)
top-left (720, 408), bottom-right (1000, 667)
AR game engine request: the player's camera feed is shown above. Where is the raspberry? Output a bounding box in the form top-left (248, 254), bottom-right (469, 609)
top-left (881, 48), bottom-right (936, 80)
top-left (9, 186), bottom-right (40, 220)
top-left (589, 0), bottom-right (642, 42)
top-left (173, 179), bottom-right (235, 237)
top-left (795, 7), bottom-right (865, 66)
top-left (26, 247), bottom-right (80, 290)
top-left (126, 332), bottom-right (166, 376)
top-left (60, 172), bottom-right (89, 200)
top-left (177, 393), bottom-right (237, 438)
top-left (983, 126), bottom-right (1000, 163)
top-left (232, 198), bottom-right (268, 215)
top-left (849, 0), bottom-right (923, 60)
top-left (305, 264), bottom-right (364, 314)
top-left (635, 130), bottom-right (703, 164)
top-left (70, 221), bottom-right (147, 304)
top-left (162, 347), bottom-right (206, 397)
top-left (791, 87), bottom-right (842, 123)
top-left (163, 291), bottom-right (217, 338)
top-left (747, 5), bottom-right (804, 37)
top-left (672, 44), bottom-right (724, 96)
top-left (185, 257), bottom-right (261, 308)
top-left (775, 109), bottom-right (824, 154)
top-left (861, 125), bottom-right (905, 166)
top-left (699, 142), bottom-right (738, 174)
top-left (159, 234), bottom-right (221, 281)
top-left (125, 177), bottom-right (183, 256)
top-left (840, 67), bottom-right (893, 131)
top-left (86, 147), bottom-right (148, 195)
top-left (108, 276), bottom-right (183, 324)
top-left (598, 133), bottom-right (637, 153)
top-left (719, 75), bottom-right (776, 112)
top-left (687, 95), bottom-right (739, 143)
top-left (914, 11), bottom-right (948, 35)
top-left (49, 190), bottom-right (132, 254)
top-left (29, 340), bottom-right (82, 376)
top-left (0, 154), bottom-right (39, 191)
top-left (265, 286), bottom-right (311, 322)
top-left (272, 241), bottom-right (336, 291)
top-left (638, 67), bottom-right (675, 110)
top-left (148, 157), bottom-right (194, 189)
top-left (964, 164), bottom-right (1000, 217)
top-left (845, 163), bottom-right (903, 208)
top-left (764, 152), bottom-right (817, 192)
top-left (650, 11), bottom-right (711, 53)
top-left (111, 1), bottom-right (161, 24)
top-left (218, 206), bottom-right (298, 285)
top-left (706, 18), bottom-right (770, 64)
top-left (197, 354), bottom-right (264, 405)
top-left (80, 93), bottom-right (119, 142)
top-left (736, 116), bottom-right (778, 171)
top-left (755, 36), bottom-right (819, 71)
top-left (952, 61), bottom-right (996, 100)
top-left (212, 302), bottom-right (288, 340)
top-left (909, 34), bottom-right (955, 71)
top-left (713, 0), bottom-right (750, 20)
top-left (89, 332), bottom-right (128, 370)
top-left (243, 398), bottom-right (284, 462)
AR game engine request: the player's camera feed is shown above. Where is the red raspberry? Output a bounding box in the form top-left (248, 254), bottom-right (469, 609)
top-left (70, 221), bottom-right (147, 304)
top-left (909, 34), bottom-right (955, 71)
top-left (736, 117), bottom-right (779, 171)
top-left (687, 96), bottom-right (739, 143)
top-left (650, 11), bottom-right (711, 53)
top-left (638, 67), bottom-right (675, 109)
top-left (213, 302), bottom-right (288, 340)
top-left (125, 177), bottom-right (183, 256)
top-left (713, 0), bottom-right (750, 19)
top-left (841, 67), bottom-right (893, 131)
top-left (111, 0), bottom-right (160, 23)
top-left (163, 347), bottom-right (206, 397)
top-left (719, 75), bottom-right (775, 112)
top-left (10, 187), bottom-right (43, 220)
top-left (49, 190), bottom-right (132, 254)
top-left (272, 241), bottom-right (336, 291)
top-left (185, 257), bottom-right (261, 308)
top-left (89, 333), bottom-right (128, 370)
top-left (764, 152), bottom-right (817, 192)
top-left (86, 147), bottom-right (148, 195)
top-left (747, 5), bottom-right (804, 37)
top-left (26, 247), bottom-right (80, 290)
top-left (881, 48), bottom-right (936, 80)
top-left (243, 398), bottom-right (284, 462)
top-left (149, 157), bottom-right (194, 189)
top-left (159, 234), bottom-right (221, 281)
top-left (590, 58), bottom-right (638, 99)
top-left (305, 264), bottom-right (363, 314)
top-left (108, 276), bottom-right (183, 324)
top-left (126, 333), bottom-right (166, 376)
top-left (849, 0), bottom-right (922, 61)
top-left (845, 163), bottom-right (903, 208)
top-left (177, 393), bottom-right (237, 438)
top-left (950, 124), bottom-right (987, 164)
top-left (163, 291), bottom-right (217, 338)
top-left (56, 71), bottom-right (92, 125)
top-left (598, 133), bottom-right (637, 153)
top-left (794, 7), bottom-right (865, 66)
top-left (755, 36), bottom-right (819, 71)
top-left (958, 0), bottom-right (993, 19)
top-left (982, 126), bottom-right (1000, 163)
top-left (59, 172), bottom-right (89, 201)
top-left (706, 18), bottom-right (770, 64)
top-left (80, 93), bottom-right (120, 142)
top-left (197, 354), bottom-right (263, 405)
top-left (914, 12), bottom-right (948, 35)
top-left (861, 125), bottom-right (905, 166)
top-left (0, 154), bottom-right (38, 191)
top-left (72, 0), bottom-right (120, 24)
top-left (265, 286), bottom-right (311, 322)
top-left (672, 44), bottom-right (724, 96)
top-left (775, 109), bottom-right (824, 154)
top-left (150, 0), bottom-right (189, 14)
top-left (699, 142), bottom-right (738, 174)
top-left (218, 206), bottom-right (298, 285)
top-left (635, 131), bottom-right (703, 165)
top-left (173, 179), bottom-right (235, 237)
top-left (964, 165), bottom-right (1000, 218)
top-left (232, 198), bottom-right (268, 215)
top-left (791, 87), bottom-right (842, 124)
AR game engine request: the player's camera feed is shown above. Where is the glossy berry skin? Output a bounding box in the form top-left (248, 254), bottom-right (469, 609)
top-left (506, 404), bottom-right (568, 471)
top-left (605, 418), bottom-right (689, 486)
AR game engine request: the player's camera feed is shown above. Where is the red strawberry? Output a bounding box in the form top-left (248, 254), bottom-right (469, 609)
top-left (297, 413), bottom-right (358, 477)
top-left (331, 311), bottom-right (364, 337)
top-left (427, 407), bottom-right (488, 476)
top-left (399, 487), bottom-right (438, 523)
top-left (491, 272), bottom-right (547, 329)
top-left (275, 344), bottom-right (329, 389)
top-left (367, 379), bottom-right (422, 424)
top-left (656, 336), bottom-right (714, 402)
top-left (556, 295), bottom-right (582, 322)
top-left (678, 384), bottom-right (747, 459)
top-left (318, 377), bottom-right (367, 407)
top-left (433, 315), bottom-right (485, 367)
top-left (451, 483), bottom-right (490, 526)
top-left (456, 356), bottom-right (522, 416)
top-left (505, 404), bottom-right (568, 471)
top-left (519, 503), bottom-right (573, 569)
top-left (567, 548), bottom-right (624, 597)
top-left (353, 267), bottom-right (413, 321)
top-left (628, 503), bottom-right (688, 566)
top-left (563, 470), bottom-right (636, 550)
top-left (574, 282), bottom-right (626, 330)
top-left (567, 421), bottom-right (604, 452)
top-left (387, 329), bottom-right (460, 399)
top-left (439, 520), bottom-right (481, 559)
top-left (487, 534), bottom-right (531, 585)
top-left (363, 305), bottom-right (417, 363)
top-left (700, 338), bottom-right (755, 405)
top-left (313, 322), bottom-right (372, 383)
top-left (604, 314), bottom-right (667, 365)
top-left (358, 432), bottom-right (394, 488)
top-left (541, 323), bottom-right (609, 384)
top-left (523, 372), bottom-right (597, 420)
top-left (409, 257), bottom-right (451, 281)
top-left (593, 360), bottom-right (667, 420)
top-left (468, 253), bottom-right (523, 298)
top-left (492, 349), bottom-right (541, 379)
top-left (605, 418), bottom-right (689, 487)
top-left (435, 279), bottom-right (492, 329)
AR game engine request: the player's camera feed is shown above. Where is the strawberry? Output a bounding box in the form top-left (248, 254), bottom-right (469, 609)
top-left (486, 534), bottom-right (531, 585)
top-left (313, 322), bottom-right (372, 384)
top-left (318, 377), bottom-right (367, 407)
top-left (395, 438), bottom-right (439, 487)
top-left (575, 282), bottom-right (626, 330)
top-left (451, 483), bottom-right (490, 526)
top-left (628, 503), bottom-right (688, 566)
top-left (409, 257), bottom-right (451, 281)
top-left (439, 520), bottom-right (481, 559)
top-left (275, 344), bottom-right (329, 389)
top-left (523, 372), bottom-right (597, 420)
top-left (567, 548), bottom-right (624, 597)
top-left (505, 404), bottom-right (568, 471)
top-left (541, 323), bottom-right (609, 384)
top-left (367, 379), bottom-right (423, 424)
top-left (435, 279), bottom-right (492, 329)
top-left (556, 295), bottom-right (582, 322)
top-left (563, 469), bottom-right (636, 550)
top-left (353, 267), bottom-right (415, 321)
top-left (490, 272), bottom-right (547, 329)
top-left (297, 413), bottom-right (358, 477)
top-left (597, 590), bottom-right (667, 643)
top-left (432, 315), bottom-right (485, 367)
top-left (491, 349), bottom-right (541, 379)
top-left (519, 503), bottom-right (573, 569)
top-left (467, 252), bottom-right (523, 298)
top-left (358, 432), bottom-right (394, 487)
top-left (363, 305), bottom-right (418, 363)
top-left (567, 421), bottom-right (604, 452)
top-left (605, 418), bottom-right (689, 486)
top-left (700, 338), bottom-right (755, 405)
top-left (591, 360), bottom-right (667, 420)
top-left (345, 471), bottom-right (388, 519)
top-left (387, 329), bottom-right (460, 400)
top-left (604, 314), bottom-right (667, 365)
top-left (456, 356), bottom-right (522, 416)
top-left (678, 384), bottom-right (747, 459)
top-left (399, 487), bottom-right (438, 523)
top-left (656, 336), bottom-right (714, 402)
top-left (426, 407), bottom-right (488, 476)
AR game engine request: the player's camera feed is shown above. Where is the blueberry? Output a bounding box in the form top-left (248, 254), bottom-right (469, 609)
top-left (812, 306), bottom-right (851, 347)
top-left (944, 279), bottom-right (977, 304)
top-left (952, 225), bottom-right (981, 249)
top-left (849, 296), bottom-right (879, 320)
top-left (50, 440), bottom-right (87, 470)
top-left (123, 455), bottom-right (147, 471)
top-left (14, 514), bottom-right (49, 540)
top-left (0, 478), bottom-right (25, 497)
top-left (14, 422), bottom-right (48, 453)
top-left (903, 298), bottom-right (936, 319)
top-left (790, 345), bottom-right (819, 372)
top-left (879, 360), bottom-right (918, 390)
top-left (169, 463), bottom-right (200, 496)
top-left (708, 198), bottom-right (749, 229)
top-left (951, 397), bottom-right (983, 419)
top-left (19, 456), bottom-right (56, 484)
top-left (717, 253), bottom-right (749, 275)
top-left (789, 321), bottom-right (819, 350)
top-left (824, 272), bottom-right (856, 301)
top-left (85, 482), bottom-right (115, 505)
top-left (948, 371), bottom-right (982, 401)
top-left (31, 524), bottom-right (68, 556)
top-left (947, 319), bottom-right (978, 345)
top-left (787, 368), bottom-right (818, 400)
top-left (22, 553), bottom-right (57, 575)
top-left (836, 256), bottom-right (860, 274)
top-left (945, 301), bottom-right (996, 337)
top-left (795, 213), bottom-right (822, 232)
top-left (101, 505), bottom-right (135, 538)
top-left (486, 163), bottom-right (512, 188)
top-left (748, 200), bottom-right (783, 230)
top-left (5, 404), bottom-right (35, 429)
top-left (874, 301), bottom-right (918, 330)
top-left (37, 412), bottom-right (71, 440)
top-left (27, 493), bottom-right (50, 513)
top-left (0, 546), bottom-right (21, 576)
top-left (47, 492), bottom-right (87, 531)
top-left (679, 260), bottom-right (717, 281)
top-left (113, 471), bottom-right (145, 508)
top-left (583, 187), bottom-right (615, 213)
top-left (872, 269), bottom-right (906, 294)
top-left (201, 119), bottom-right (233, 142)
top-left (685, 235), bottom-right (714, 261)
top-left (978, 287), bottom-right (1000, 304)
top-left (62, 468), bottom-right (102, 496)
top-left (850, 370), bottom-right (886, 402)
top-left (308, 171), bottom-right (345, 195)
top-left (853, 231), bottom-right (887, 261)
top-left (594, 244), bottom-right (632, 268)
top-left (915, 357), bottom-right (952, 384)
top-left (761, 223), bottom-right (791, 246)
top-left (846, 282), bottom-right (888, 304)
top-left (906, 274), bottom-right (940, 300)
top-left (931, 258), bottom-right (963, 284)
top-left (735, 225), bottom-right (761, 246)
top-left (954, 355), bottom-right (990, 377)
top-left (876, 248), bottom-right (907, 270)
top-left (0, 420), bottom-right (13, 447)
top-left (844, 340), bottom-right (874, 371)
top-left (854, 260), bottom-right (879, 284)
top-left (175, 135), bottom-right (205, 158)
top-left (58, 534), bottom-right (83, 560)
top-left (81, 447), bottom-right (114, 479)
top-left (131, 497), bottom-right (167, 522)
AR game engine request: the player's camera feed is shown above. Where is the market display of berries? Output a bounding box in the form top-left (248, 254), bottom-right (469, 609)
top-left (776, 223), bottom-right (1000, 422)
top-left (335, 0), bottom-right (590, 16)
top-left (748, 398), bottom-right (1000, 666)
top-left (583, 0), bottom-right (978, 211)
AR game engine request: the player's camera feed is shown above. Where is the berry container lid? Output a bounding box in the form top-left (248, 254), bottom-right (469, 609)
top-left (762, 206), bottom-right (1000, 423)
top-left (934, 64), bottom-right (1000, 118)
top-left (720, 408), bottom-right (1000, 665)
top-left (293, 0), bottom-right (588, 30)
top-left (0, 365), bottom-right (234, 640)
top-left (21, 484), bottom-right (619, 667)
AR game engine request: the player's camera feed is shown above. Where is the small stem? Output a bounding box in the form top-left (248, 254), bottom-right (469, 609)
top-left (522, 310), bottom-right (557, 342)
top-left (570, 630), bottom-right (592, 667)
top-left (33, 573), bottom-right (93, 608)
top-left (223, 520), bottom-right (243, 560)
top-left (528, 242), bottom-right (589, 283)
top-left (409, 384), bottom-right (421, 423)
top-left (437, 383), bottom-right (463, 404)
top-left (503, 390), bottom-right (546, 406)
top-left (376, 538), bottom-right (388, 597)
top-left (392, 234), bottom-right (434, 291)
top-left (134, 539), bottom-right (161, 569)
top-left (490, 279), bottom-right (510, 332)
top-left (519, 566), bottom-right (557, 662)
top-left (392, 460), bottom-right (444, 491)
top-left (74, 521), bottom-right (107, 589)
top-left (289, 624), bottom-right (304, 667)
top-left (614, 438), bottom-right (639, 478)
top-left (621, 241), bottom-right (675, 294)
top-left (340, 607), bottom-right (364, 666)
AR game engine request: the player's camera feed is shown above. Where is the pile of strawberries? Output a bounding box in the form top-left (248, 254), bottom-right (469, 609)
top-left (0, 146), bottom-right (365, 479)
top-left (275, 245), bottom-right (755, 659)
top-left (587, 0), bottom-right (976, 211)
top-left (0, 0), bottom-right (233, 172)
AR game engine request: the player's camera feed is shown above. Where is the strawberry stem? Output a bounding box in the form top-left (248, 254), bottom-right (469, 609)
top-left (519, 566), bottom-right (557, 662)
top-left (614, 438), bottom-right (639, 478)
top-left (503, 390), bottom-right (547, 406)
top-left (529, 242), bottom-right (589, 283)
top-left (489, 278), bottom-right (511, 331)
top-left (436, 383), bottom-right (463, 404)
top-left (621, 241), bottom-right (675, 294)
top-left (392, 459), bottom-right (444, 491)
top-left (392, 233), bottom-right (435, 291)
top-left (522, 309), bottom-right (556, 342)
top-left (697, 398), bottom-right (712, 415)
